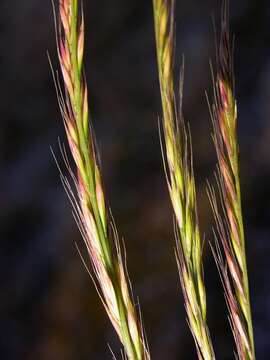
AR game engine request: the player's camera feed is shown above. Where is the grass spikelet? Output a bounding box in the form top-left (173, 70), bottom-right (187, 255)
top-left (53, 1), bottom-right (149, 358)
top-left (209, 1), bottom-right (256, 358)
top-left (153, 1), bottom-right (215, 358)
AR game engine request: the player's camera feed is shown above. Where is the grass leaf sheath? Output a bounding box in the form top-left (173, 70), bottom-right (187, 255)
top-left (55, 1), bottom-right (149, 359)
top-left (153, 0), bottom-right (215, 359)
top-left (209, 1), bottom-right (256, 359)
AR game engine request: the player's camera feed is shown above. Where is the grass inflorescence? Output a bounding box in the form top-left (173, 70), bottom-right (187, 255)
top-left (53, 1), bottom-right (149, 359)
top-left (50, 0), bottom-right (256, 358)
top-left (153, 0), bottom-right (215, 358)
top-left (208, 2), bottom-right (256, 359)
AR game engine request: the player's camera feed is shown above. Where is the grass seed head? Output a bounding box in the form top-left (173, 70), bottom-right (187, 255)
top-left (153, 0), bottom-right (215, 358)
top-left (209, 2), bottom-right (256, 358)
top-left (54, 1), bottom-right (150, 358)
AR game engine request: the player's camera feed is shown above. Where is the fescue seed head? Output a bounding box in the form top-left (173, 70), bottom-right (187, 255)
top-left (209, 2), bottom-right (255, 358)
top-left (153, 0), bottom-right (215, 358)
top-left (54, 1), bottom-right (149, 358)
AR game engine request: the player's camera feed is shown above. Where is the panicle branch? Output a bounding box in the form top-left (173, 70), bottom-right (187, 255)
top-left (209, 1), bottom-right (255, 359)
top-left (153, 1), bottom-right (215, 359)
top-left (55, 1), bottom-right (149, 359)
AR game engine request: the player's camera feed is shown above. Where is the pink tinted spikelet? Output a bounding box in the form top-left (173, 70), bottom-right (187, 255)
top-left (54, 1), bottom-right (149, 359)
top-left (209, 1), bottom-right (256, 359)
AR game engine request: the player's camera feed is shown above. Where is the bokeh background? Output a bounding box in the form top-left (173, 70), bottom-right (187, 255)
top-left (1, 0), bottom-right (269, 359)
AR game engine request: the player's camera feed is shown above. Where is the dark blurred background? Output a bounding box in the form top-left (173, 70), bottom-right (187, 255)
top-left (1, 0), bottom-right (269, 359)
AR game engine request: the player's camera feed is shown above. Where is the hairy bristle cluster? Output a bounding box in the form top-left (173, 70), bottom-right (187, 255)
top-left (55, 1), bottom-right (149, 359)
top-left (153, 1), bottom-right (215, 358)
top-left (209, 1), bottom-right (255, 359)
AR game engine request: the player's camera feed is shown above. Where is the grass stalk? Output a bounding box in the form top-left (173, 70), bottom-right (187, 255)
top-left (152, 1), bottom-right (215, 358)
top-left (54, 1), bottom-right (149, 358)
top-left (208, 1), bottom-right (255, 359)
